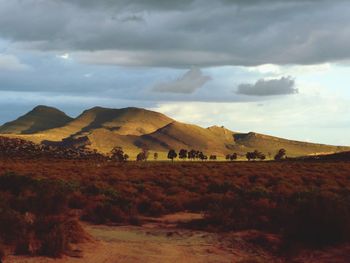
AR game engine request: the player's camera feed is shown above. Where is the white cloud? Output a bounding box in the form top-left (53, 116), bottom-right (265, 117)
top-left (247, 64), bottom-right (282, 75)
top-left (57, 53), bottom-right (70, 60)
top-left (246, 63), bottom-right (332, 76)
top-left (288, 63), bottom-right (332, 75)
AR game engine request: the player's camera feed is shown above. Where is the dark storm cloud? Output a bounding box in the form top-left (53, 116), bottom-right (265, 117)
top-left (57, 0), bottom-right (195, 10)
top-left (0, 0), bottom-right (349, 67)
top-left (237, 76), bottom-right (298, 96)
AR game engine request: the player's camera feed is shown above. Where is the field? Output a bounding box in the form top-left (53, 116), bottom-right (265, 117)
top-left (1, 159), bottom-right (350, 262)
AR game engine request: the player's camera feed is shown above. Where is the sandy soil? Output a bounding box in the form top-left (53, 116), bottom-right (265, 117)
top-left (6, 212), bottom-right (350, 263)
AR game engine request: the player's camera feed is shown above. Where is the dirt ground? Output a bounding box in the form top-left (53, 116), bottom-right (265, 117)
top-left (6, 212), bottom-right (350, 263)
top-left (6, 213), bottom-right (272, 263)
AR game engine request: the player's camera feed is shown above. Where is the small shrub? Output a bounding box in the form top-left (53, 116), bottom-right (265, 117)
top-left (36, 216), bottom-right (86, 257)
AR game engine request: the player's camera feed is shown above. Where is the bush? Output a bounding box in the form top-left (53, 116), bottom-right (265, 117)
top-left (0, 173), bottom-right (88, 258)
top-left (0, 208), bottom-right (26, 243)
top-left (82, 202), bottom-right (128, 224)
top-left (283, 193), bottom-right (350, 246)
top-left (0, 244), bottom-right (5, 260)
top-left (36, 216), bottom-right (86, 257)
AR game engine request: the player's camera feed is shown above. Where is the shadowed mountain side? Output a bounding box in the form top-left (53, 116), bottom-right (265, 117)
top-left (0, 105), bottom-right (73, 134)
top-left (84, 129), bottom-right (140, 154)
top-left (135, 122), bottom-right (240, 155)
top-left (37, 106), bottom-right (174, 141)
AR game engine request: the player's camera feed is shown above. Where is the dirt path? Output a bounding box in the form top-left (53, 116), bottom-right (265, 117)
top-left (7, 213), bottom-right (240, 263)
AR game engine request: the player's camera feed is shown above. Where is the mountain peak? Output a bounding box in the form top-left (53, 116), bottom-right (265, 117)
top-left (0, 105), bottom-right (73, 135)
top-left (30, 105), bottom-right (66, 114)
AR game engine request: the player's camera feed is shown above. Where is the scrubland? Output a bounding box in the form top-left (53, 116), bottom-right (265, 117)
top-left (1, 159), bottom-right (350, 262)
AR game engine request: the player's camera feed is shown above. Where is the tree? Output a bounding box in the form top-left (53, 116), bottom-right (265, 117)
top-left (123, 154), bottom-right (129, 161)
top-left (198, 152), bottom-right (207, 161)
top-left (195, 150), bottom-right (200, 159)
top-left (153, 152), bottom-right (158, 161)
top-left (226, 153), bottom-right (238, 161)
top-left (274, 148), bottom-right (287, 160)
top-left (258, 153), bottom-right (266, 160)
top-left (136, 152), bottom-right (146, 161)
top-left (246, 150), bottom-right (265, 161)
top-left (167, 149), bottom-right (177, 161)
top-left (209, 155), bottom-right (217, 160)
top-left (179, 149), bottom-right (188, 160)
top-left (188, 149), bottom-right (197, 160)
top-left (246, 151), bottom-right (255, 161)
top-left (111, 147), bottom-right (128, 162)
top-left (142, 148), bottom-right (149, 160)
top-left (136, 149), bottom-right (149, 162)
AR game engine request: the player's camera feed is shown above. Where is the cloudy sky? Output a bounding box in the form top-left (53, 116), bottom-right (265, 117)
top-left (0, 0), bottom-right (349, 145)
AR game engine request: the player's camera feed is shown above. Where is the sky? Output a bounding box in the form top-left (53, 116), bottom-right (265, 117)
top-left (0, 0), bottom-right (349, 145)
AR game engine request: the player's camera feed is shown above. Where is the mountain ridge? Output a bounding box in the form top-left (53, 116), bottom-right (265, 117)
top-left (0, 105), bottom-right (349, 157)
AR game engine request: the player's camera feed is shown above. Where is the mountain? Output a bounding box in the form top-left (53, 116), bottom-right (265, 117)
top-left (38, 106), bottom-right (174, 142)
top-left (231, 132), bottom-right (348, 157)
top-left (0, 105), bottom-right (349, 158)
top-left (0, 105), bottom-right (73, 134)
top-left (135, 122), bottom-right (237, 155)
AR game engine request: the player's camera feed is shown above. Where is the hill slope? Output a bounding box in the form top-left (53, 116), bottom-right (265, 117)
top-left (0, 105), bottom-right (349, 157)
top-left (0, 105), bottom-right (73, 134)
top-left (135, 122), bottom-right (236, 154)
top-left (36, 106), bottom-right (174, 142)
top-left (135, 123), bottom-right (349, 157)
top-left (231, 132), bottom-right (349, 157)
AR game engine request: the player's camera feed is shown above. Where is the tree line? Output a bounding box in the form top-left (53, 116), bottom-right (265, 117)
top-left (110, 147), bottom-right (287, 162)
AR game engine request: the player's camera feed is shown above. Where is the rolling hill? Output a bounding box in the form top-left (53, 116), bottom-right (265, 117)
top-left (0, 105), bottom-right (349, 158)
top-left (0, 105), bottom-right (73, 134)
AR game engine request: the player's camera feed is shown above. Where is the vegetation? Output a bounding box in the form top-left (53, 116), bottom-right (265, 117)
top-left (198, 151), bottom-right (208, 161)
top-left (246, 150), bottom-right (266, 161)
top-left (275, 148), bottom-right (287, 160)
top-left (1, 155), bottom-right (350, 258)
top-left (153, 152), bottom-right (158, 160)
top-left (167, 149), bottom-right (177, 161)
top-left (209, 155), bottom-right (217, 160)
top-left (0, 173), bottom-right (87, 258)
top-left (188, 149), bottom-right (198, 160)
top-left (110, 146), bottom-right (129, 162)
top-left (226, 153), bottom-right (238, 161)
top-left (178, 149), bottom-right (187, 160)
top-left (136, 149), bottom-right (149, 161)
